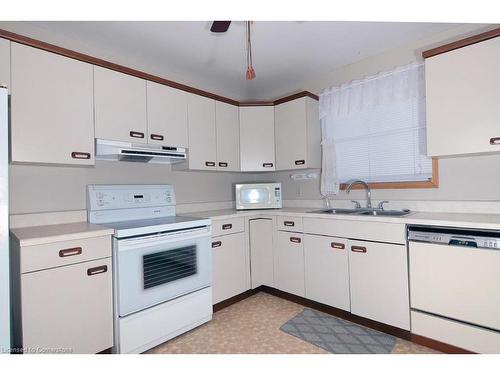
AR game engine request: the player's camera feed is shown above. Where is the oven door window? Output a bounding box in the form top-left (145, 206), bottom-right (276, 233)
top-left (143, 245), bottom-right (197, 289)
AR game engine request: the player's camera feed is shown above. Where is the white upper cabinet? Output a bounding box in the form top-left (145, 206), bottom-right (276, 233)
top-left (94, 66), bottom-right (147, 144)
top-left (215, 101), bottom-right (240, 171)
top-left (10, 43), bottom-right (95, 165)
top-left (186, 94), bottom-right (217, 170)
top-left (274, 97), bottom-right (321, 170)
top-left (239, 106), bottom-right (275, 171)
top-left (146, 81), bottom-right (188, 148)
top-left (0, 38), bottom-right (10, 90)
top-left (425, 36), bottom-right (500, 157)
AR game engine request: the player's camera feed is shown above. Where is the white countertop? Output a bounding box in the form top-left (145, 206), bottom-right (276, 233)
top-left (186, 207), bottom-right (500, 231)
top-left (11, 222), bottom-right (115, 246)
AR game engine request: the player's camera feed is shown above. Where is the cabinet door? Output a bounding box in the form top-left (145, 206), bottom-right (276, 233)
top-left (274, 231), bottom-right (305, 297)
top-left (239, 106), bottom-right (275, 171)
top-left (146, 81), bottom-right (188, 147)
top-left (94, 66), bottom-right (147, 143)
top-left (216, 101), bottom-right (240, 171)
top-left (0, 38), bottom-right (10, 90)
top-left (249, 218), bottom-right (274, 288)
top-left (426, 37), bottom-right (500, 156)
top-left (348, 240), bottom-right (410, 329)
top-left (275, 98), bottom-right (307, 170)
top-left (304, 234), bottom-right (350, 311)
top-left (10, 43), bottom-right (94, 165)
top-left (187, 94), bottom-right (217, 170)
top-left (212, 232), bottom-right (248, 304)
top-left (21, 258), bottom-right (113, 353)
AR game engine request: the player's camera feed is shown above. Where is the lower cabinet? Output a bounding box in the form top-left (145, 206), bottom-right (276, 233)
top-left (249, 218), bottom-right (274, 289)
top-left (304, 234), bottom-right (350, 311)
top-left (211, 232), bottom-right (248, 304)
top-left (274, 230), bottom-right (305, 297)
top-left (348, 239), bottom-right (410, 330)
top-left (20, 258), bottom-right (113, 353)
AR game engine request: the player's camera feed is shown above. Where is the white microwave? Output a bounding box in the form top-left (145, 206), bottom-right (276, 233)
top-left (235, 183), bottom-right (282, 210)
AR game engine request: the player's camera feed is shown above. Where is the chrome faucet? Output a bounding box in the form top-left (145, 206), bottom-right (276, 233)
top-left (346, 180), bottom-right (372, 209)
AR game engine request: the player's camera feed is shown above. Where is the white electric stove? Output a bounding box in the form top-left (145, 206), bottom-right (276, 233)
top-left (87, 184), bottom-right (213, 354)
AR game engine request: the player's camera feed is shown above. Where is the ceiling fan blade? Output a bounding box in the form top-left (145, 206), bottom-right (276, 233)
top-left (210, 21), bottom-right (231, 33)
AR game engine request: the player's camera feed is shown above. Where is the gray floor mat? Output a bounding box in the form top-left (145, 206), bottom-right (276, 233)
top-left (280, 308), bottom-right (396, 354)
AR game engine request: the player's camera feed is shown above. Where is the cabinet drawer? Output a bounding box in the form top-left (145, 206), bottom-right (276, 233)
top-left (277, 216), bottom-right (303, 232)
top-left (211, 217), bottom-right (244, 237)
top-left (21, 257), bottom-right (113, 353)
top-left (21, 235), bottom-right (111, 274)
top-left (303, 218), bottom-right (406, 244)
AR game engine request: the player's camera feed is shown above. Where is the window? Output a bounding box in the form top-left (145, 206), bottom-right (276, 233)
top-left (319, 62), bottom-right (437, 195)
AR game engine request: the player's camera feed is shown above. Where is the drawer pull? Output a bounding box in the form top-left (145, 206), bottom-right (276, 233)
top-left (351, 246), bottom-right (367, 253)
top-left (150, 133), bottom-right (164, 141)
top-left (130, 131), bottom-right (145, 138)
top-left (218, 162), bottom-right (228, 167)
top-left (283, 221), bottom-right (295, 227)
top-left (71, 152), bottom-right (91, 160)
top-left (222, 223), bottom-right (233, 230)
top-left (87, 265), bottom-right (108, 276)
top-left (490, 137), bottom-right (500, 145)
top-left (290, 237), bottom-right (302, 243)
top-left (59, 247), bottom-right (82, 257)
top-left (331, 242), bottom-right (345, 250)
top-left (205, 161), bottom-right (216, 167)
top-left (295, 159), bottom-right (305, 165)
top-left (212, 241), bottom-right (222, 248)
top-left (262, 163), bottom-right (274, 168)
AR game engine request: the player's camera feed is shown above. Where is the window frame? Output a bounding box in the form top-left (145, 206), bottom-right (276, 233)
top-left (338, 157), bottom-right (439, 190)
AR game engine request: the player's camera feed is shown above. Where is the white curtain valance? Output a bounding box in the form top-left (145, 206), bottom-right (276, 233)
top-left (319, 62), bottom-right (425, 122)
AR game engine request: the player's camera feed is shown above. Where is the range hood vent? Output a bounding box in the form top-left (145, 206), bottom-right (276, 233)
top-left (96, 139), bottom-right (187, 164)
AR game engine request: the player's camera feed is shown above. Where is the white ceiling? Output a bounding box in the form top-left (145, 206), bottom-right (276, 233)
top-left (0, 21), bottom-right (458, 100)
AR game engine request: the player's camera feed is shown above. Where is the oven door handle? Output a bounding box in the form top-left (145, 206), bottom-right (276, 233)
top-left (117, 227), bottom-right (211, 251)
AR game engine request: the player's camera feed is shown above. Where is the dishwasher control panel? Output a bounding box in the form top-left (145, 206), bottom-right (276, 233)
top-left (408, 225), bottom-right (500, 250)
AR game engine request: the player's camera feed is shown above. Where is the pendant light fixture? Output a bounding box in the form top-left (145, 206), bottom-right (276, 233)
top-left (245, 21), bottom-right (256, 80)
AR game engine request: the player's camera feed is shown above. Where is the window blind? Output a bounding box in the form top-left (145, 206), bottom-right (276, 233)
top-left (319, 62), bottom-right (432, 189)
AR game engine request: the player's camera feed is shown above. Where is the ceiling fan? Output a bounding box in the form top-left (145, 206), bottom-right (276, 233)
top-left (210, 21), bottom-right (256, 80)
top-left (210, 21), bottom-right (231, 33)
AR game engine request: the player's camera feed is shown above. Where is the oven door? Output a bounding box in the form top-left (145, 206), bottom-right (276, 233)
top-left (115, 226), bottom-right (211, 317)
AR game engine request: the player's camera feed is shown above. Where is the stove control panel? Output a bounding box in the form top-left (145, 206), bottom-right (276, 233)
top-left (87, 184), bottom-right (176, 211)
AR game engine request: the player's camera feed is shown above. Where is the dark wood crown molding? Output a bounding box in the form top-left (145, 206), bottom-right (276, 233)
top-left (422, 26), bottom-right (500, 59)
top-left (0, 28), bottom-right (319, 107)
top-left (273, 91), bottom-right (319, 105)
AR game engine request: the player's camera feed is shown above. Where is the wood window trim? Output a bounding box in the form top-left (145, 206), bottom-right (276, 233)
top-left (338, 158), bottom-right (439, 190)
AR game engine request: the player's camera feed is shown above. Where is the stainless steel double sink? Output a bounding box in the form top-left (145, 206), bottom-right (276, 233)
top-left (308, 208), bottom-right (411, 217)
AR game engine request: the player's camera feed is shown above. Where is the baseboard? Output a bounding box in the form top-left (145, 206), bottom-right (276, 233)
top-left (213, 287), bottom-right (263, 312)
top-left (411, 334), bottom-right (474, 354)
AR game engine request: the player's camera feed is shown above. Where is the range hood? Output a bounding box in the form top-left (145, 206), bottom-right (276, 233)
top-left (96, 139), bottom-right (187, 164)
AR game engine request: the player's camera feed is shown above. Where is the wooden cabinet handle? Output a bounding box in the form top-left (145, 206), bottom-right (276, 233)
top-left (218, 162), bottom-right (228, 167)
top-left (295, 159), bottom-right (305, 165)
top-left (59, 247), bottom-right (82, 257)
top-left (331, 242), bottom-right (345, 250)
top-left (212, 241), bottom-right (222, 248)
top-left (283, 221), bottom-right (295, 227)
top-left (150, 133), bottom-right (164, 141)
top-left (290, 237), bottom-right (301, 243)
top-left (490, 137), bottom-right (500, 145)
top-left (262, 163), bottom-right (274, 168)
top-left (71, 152), bottom-right (91, 160)
top-left (130, 131), bottom-right (145, 138)
top-left (87, 265), bottom-right (108, 276)
top-left (205, 161), bottom-right (216, 167)
top-left (351, 246), bottom-right (367, 253)
top-left (222, 223), bottom-right (232, 230)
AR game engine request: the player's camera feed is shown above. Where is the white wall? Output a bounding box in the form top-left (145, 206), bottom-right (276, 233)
top-left (9, 162), bottom-right (258, 214)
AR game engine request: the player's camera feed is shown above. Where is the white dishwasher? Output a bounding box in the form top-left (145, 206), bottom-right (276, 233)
top-left (408, 225), bottom-right (500, 353)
